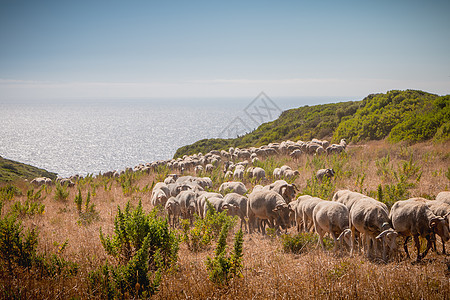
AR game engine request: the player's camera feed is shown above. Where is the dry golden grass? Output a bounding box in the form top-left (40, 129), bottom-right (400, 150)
top-left (1, 139), bottom-right (449, 299)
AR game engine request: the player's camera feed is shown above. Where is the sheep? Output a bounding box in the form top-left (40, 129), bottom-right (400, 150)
top-left (375, 228), bottom-right (400, 261)
top-left (196, 192), bottom-right (223, 218)
top-left (424, 199), bottom-right (450, 254)
top-left (224, 170), bottom-right (233, 179)
top-left (31, 177), bottom-right (53, 186)
top-left (247, 190), bottom-right (292, 235)
top-left (223, 193), bottom-right (248, 231)
top-left (151, 188), bottom-right (169, 207)
top-left (265, 180), bottom-right (297, 204)
top-left (316, 168), bottom-right (335, 182)
top-left (205, 163), bottom-right (214, 173)
top-left (165, 197), bottom-right (181, 228)
top-left (194, 165), bottom-right (203, 175)
top-left (273, 168), bottom-right (282, 179)
top-left (390, 197), bottom-right (450, 261)
top-left (58, 178), bottom-right (75, 187)
top-left (279, 165), bottom-right (292, 177)
top-left (203, 196), bottom-right (227, 216)
top-left (296, 195), bottom-right (324, 232)
top-left (313, 201), bottom-right (349, 250)
top-left (176, 190), bottom-right (198, 224)
top-left (283, 169), bottom-right (299, 180)
top-left (436, 191), bottom-right (450, 205)
top-left (233, 165), bottom-right (245, 180)
top-left (348, 196), bottom-right (391, 260)
top-left (252, 167), bottom-right (266, 181)
top-left (332, 190), bottom-right (364, 211)
top-left (289, 149), bottom-right (302, 160)
top-left (219, 181), bottom-right (247, 195)
top-left (152, 182), bottom-right (171, 199)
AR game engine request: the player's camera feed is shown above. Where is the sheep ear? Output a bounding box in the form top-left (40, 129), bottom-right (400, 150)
top-left (222, 204), bottom-right (230, 210)
top-left (292, 183), bottom-right (299, 191)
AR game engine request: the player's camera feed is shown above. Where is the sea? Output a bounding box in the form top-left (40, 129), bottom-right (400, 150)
top-left (0, 96), bottom-right (350, 178)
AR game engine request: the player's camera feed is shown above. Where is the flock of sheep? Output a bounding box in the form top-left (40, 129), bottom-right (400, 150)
top-left (153, 172), bottom-right (450, 262)
top-left (31, 137), bottom-right (450, 262)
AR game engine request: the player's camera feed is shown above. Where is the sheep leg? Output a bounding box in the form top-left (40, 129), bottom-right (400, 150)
top-left (413, 235), bottom-right (422, 261)
top-left (403, 236), bottom-right (411, 259)
top-left (420, 236), bottom-right (433, 260)
top-left (442, 237), bottom-right (446, 255)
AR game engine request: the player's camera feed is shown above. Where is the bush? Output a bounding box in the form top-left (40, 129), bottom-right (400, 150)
top-left (74, 189), bottom-right (99, 225)
top-left (0, 206), bottom-right (77, 277)
top-left (0, 184), bottom-right (21, 202)
top-left (281, 232), bottom-right (333, 254)
top-left (206, 223), bottom-right (244, 285)
top-left (11, 199), bottom-right (45, 217)
top-left (182, 201), bottom-right (237, 252)
top-left (54, 182), bottom-right (69, 201)
top-left (90, 200), bottom-right (179, 298)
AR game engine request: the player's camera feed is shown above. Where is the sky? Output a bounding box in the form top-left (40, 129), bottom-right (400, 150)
top-left (0, 0), bottom-right (449, 101)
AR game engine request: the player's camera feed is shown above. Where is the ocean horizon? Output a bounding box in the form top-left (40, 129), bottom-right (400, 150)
top-left (0, 96), bottom-right (353, 177)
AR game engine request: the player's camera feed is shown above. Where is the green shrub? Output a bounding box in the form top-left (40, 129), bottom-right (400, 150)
top-left (90, 200), bottom-right (179, 298)
top-left (302, 175), bottom-right (336, 200)
top-left (0, 206), bottom-right (77, 277)
top-left (182, 201), bottom-right (237, 252)
top-left (11, 199), bottom-right (45, 217)
top-left (206, 223), bottom-right (244, 285)
top-left (281, 232), bottom-right (333, 254)
top-left (0, 184), bottom-right (21, 202)
top-left (74, 189), bottom-right (99, 225)
top-left (54, 182), bottom-right (69, 201)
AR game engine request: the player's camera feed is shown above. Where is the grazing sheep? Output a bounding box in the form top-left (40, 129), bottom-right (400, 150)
top-left (390, 198), bottom-right (450, 261)
top-left (436, 191), bottom-right (450, 205)
top-left (273, 168), bottom-right (282, 179)
top-left (266, 180), bottom-right (297, 204)
top-left (332, 190), bottom-right (364, 211)
top-left (280, 165), bottom-right (292, 177)
top-left (247, 190), bottom-right (292, 235)
top-left (313, 201), bottom-right (349, 250)
top-left (194, 165), bottom-right (203, 175)
top-left (151, 188), bottom-right (169, 207)
top-left (165, 197), bottom-right (181, 228)
top-left (283, 169), bottom-right (299, 180)
top-left (223, 193), bottom-right (248, 231)
top-left (348, 196), bottom-right (391, 260)
top-left (196, 192), bottom-right (223, 218)
top-left (205, 164), bottom-right (214, 173)
top-left (58, 178), bottom-right (75, 187)
top-left (224, 170), bottom-right (233, 180)
top-left (296, 195), bottom-right (324, 232)
top-left (376, 228), bottom-right (400, 261)
top-left (316, 168), bottom-right (335, 182)
top-left (177, 191), bottom-right (198, 223)
top-left (31, 177), bottom-right (53, 186)
top-left (233, 165), bottom-right (245, 180)
top-left (252, 167), bottom-right (266, 181)
top-left (219, 181), bottom-right (247, 195)
top-left (289, 149), bottom-right (302, 160)
top-left (424, 199), bottom-right (450, 254)
top-left (152, 182), bottom-right (171, 199)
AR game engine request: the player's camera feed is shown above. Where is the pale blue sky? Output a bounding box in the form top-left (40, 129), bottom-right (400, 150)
top-left (1, 0), bottom-right (449, 100)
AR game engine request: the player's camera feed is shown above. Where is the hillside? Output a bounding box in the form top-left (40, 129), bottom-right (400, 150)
top-left (174, 90), bottom-right (449, 158)
top-left (0, 156), bottom-right (57, 182)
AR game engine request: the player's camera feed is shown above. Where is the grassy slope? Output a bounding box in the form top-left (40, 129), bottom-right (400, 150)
top-left (1, 140), bottom-right (449, 298)
top-left (0, 156), bottom-right (57, 182)
top-left (174, 89), bottom-right (449, 158)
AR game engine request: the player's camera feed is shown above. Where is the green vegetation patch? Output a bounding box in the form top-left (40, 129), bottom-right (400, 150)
top-left (174, 90), bottom-right (449, 158)
top-left (0, 156), bottom-right (57, 183)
